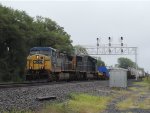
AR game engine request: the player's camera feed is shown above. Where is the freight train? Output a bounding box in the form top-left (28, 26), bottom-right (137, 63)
top-left (26, 47), bottom-right (145, 81)
top-left (127, 67), bottom-right (145, 79)
top-left (25, 47), bottom-right (99, 81)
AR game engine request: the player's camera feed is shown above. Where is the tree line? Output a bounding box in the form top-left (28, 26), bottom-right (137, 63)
top-left (0, 4), bottom-right (143, 82)
top-left (0, 5), bottom-right (73, 82)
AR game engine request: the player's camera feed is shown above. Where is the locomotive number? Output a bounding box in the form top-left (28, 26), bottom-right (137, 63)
top-left (33, 60), bottom-right (43, 64)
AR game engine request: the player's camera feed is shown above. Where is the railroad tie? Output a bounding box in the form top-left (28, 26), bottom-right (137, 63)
top-left (36, 96), bottom-right (56, 101)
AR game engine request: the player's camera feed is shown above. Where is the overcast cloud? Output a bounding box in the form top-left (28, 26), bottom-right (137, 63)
top-left (1, 0), bottom-right (150, 72)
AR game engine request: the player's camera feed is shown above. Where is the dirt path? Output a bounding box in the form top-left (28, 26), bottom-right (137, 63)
top-left (103, 80), bottom-right (150, 113)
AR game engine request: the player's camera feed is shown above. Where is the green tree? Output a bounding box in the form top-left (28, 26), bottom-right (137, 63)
top-left (97, 57), bottom-right (105, 66)
top-left (0, 5), bottom-right (32, 81)
top-left (118, 57), bottom-right (136, 69)
top-left (74, 45), bottom-right (88, 55)
top-left (0, 4), bottom-right (73, 82)
top-left (30, 16), bottom-right (73, 54)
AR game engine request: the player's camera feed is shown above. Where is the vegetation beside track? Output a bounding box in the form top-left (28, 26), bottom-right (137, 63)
top-left (3, 93), bottom-right (112, 113)
top-left (37, 79), bottom-right (150, 113)
top-left (2, 78), bottom-right (150, 113)
top-left (0, 4), bottom-right (73, 82)
top-left (39, 93), bottom-right (112, 113)
top-left (116, 77), bottom-right (150, 110)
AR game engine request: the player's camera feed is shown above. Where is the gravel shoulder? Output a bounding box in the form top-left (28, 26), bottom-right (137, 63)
top-left (0, 79), bottom-right (149, 113)
top-left (0, 80), bottom-right (110, 112)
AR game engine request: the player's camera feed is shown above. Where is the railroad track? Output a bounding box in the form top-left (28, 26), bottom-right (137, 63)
top-left (0, 80), bottom-right (51, 89)
top-left (0, 80), bottom-right (104, 89)
top-left (0, 79), bottom-right (136, 89)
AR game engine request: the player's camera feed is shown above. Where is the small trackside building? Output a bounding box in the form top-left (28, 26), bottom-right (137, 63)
top-left (109, 68), bottom-right (128, 88)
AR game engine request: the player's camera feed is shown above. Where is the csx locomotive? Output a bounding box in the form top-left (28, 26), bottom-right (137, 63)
top-left (26, 47), bottom-right (98, 81)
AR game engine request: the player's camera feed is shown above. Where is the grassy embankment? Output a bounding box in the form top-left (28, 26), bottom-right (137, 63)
top-left (5, 77), bottom-right (150, 113)
top-left (38, 93), bottom-right (112, 113)
top-left (116, 77), bottom-right (150, 110)
top-left (3, 93), bottom-right (112, 113)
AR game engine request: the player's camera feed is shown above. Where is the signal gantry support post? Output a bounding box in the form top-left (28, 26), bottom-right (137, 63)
top-left (135, 48), bottom-right (138, 80)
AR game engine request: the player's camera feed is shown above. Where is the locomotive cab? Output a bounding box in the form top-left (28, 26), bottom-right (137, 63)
top-left (26, 47), bottom-right (56, 80)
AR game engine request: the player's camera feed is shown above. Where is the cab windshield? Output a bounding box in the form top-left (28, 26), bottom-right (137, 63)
top-left (30, 50), bottom-right (50, 56)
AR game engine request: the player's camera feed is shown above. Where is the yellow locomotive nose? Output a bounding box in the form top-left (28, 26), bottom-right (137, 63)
top-left (26, 47), bottom-right (54, 81)
top-left (27, 54), bottom-right (45, 70)
top-left (27, 54), bottom-right (51, 71)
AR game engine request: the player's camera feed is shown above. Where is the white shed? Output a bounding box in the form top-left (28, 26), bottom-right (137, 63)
top-left (109, 68), bottom-right (127, 88)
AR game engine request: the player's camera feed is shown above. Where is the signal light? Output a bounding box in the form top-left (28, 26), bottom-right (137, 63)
top-left (121, 43), bottom-right (123, 46)
top-left (121, 37), bottom-right (123, 40)
top-left (36, 55), bottom-right (39, 59)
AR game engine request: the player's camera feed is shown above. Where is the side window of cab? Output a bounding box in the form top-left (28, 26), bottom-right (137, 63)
top-left (51, 50), bottom-right (56, 63)
top-left (52, 50), bottom-right (56, 57)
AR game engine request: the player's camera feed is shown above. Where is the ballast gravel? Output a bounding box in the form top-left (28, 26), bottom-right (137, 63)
top-left (0, 80), bottom-right (149, 113)
top-left (0, 80), bottom-right (110, 112)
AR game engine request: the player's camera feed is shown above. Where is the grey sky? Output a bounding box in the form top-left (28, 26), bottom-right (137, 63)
top-left (1, 0), bottom-right (150, 72)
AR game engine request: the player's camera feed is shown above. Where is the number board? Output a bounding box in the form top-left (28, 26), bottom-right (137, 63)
top-left (33, 60), bottom-right (43, 64)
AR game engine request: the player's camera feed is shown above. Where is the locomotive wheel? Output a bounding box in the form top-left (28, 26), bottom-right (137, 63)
top-left (47, 73), bottom-right (53, 82)
top-left (26, 75), bottom-right (31, 81)
top-left (25, 75), bottom-right (29, 81)
top-left (83, 74), bottom-right (87, 80)
top-left (56, 74), bottom-right (60, 82)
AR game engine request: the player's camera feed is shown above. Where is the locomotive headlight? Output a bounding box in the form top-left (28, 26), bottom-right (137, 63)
top-left (36, 55), bottom-right (39, 59)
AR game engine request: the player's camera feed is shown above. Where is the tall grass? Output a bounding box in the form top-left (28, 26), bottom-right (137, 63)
top-left (117, 77), bottom-right (150, 110)
top-left (40, 93), bottom-right (111, 113)
top-left (3, 109), bottom-right (33, 113)
top-left (143, 77), bottom-right (150, 84)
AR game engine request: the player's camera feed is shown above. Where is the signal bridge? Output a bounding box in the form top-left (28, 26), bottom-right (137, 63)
top-left (82, 37), bottom-right (138, 80)
top-left (84, 44), bottom-right (137, 56)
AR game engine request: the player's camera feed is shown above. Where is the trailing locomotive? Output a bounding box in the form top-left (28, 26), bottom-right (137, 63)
top-left (26, 47), bottom-right (98, 81)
